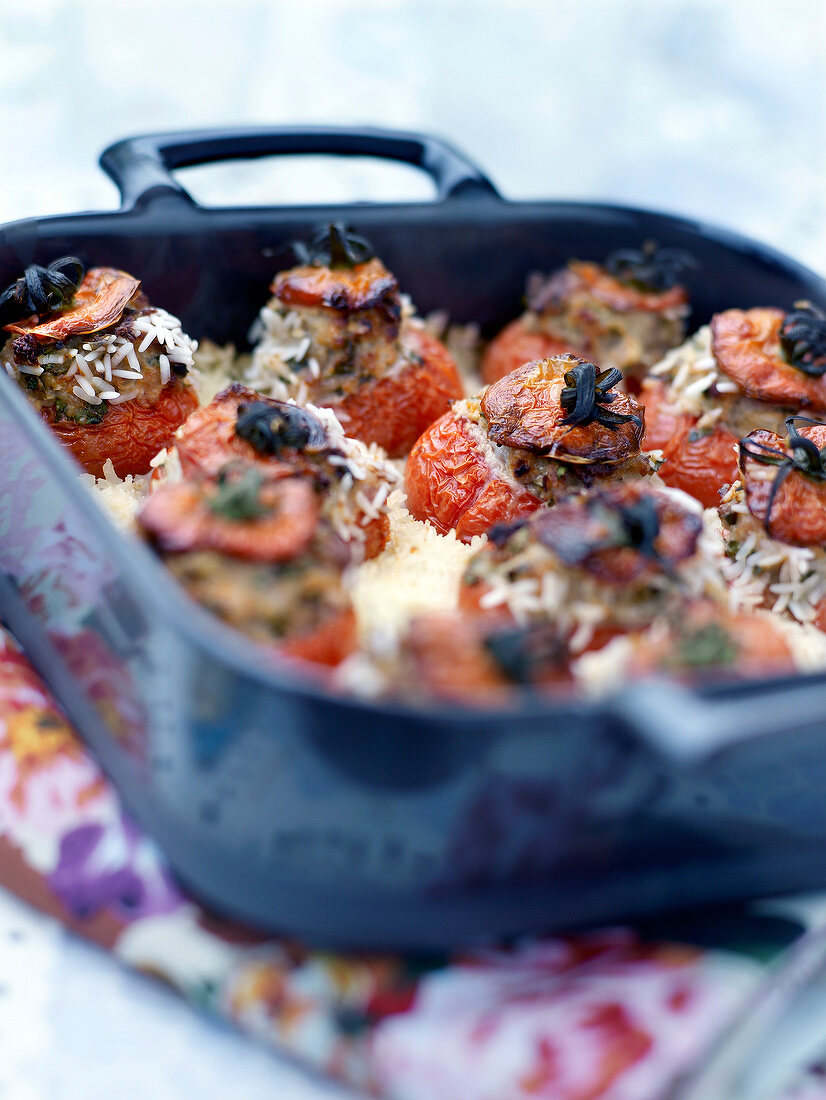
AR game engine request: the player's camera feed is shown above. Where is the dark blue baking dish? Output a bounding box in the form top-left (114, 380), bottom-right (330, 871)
top-left (2, 126), bottom-right (826, 950)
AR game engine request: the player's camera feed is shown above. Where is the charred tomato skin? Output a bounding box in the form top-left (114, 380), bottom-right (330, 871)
top-left (45, 377), bottom-right (198, 479)
top-left (405, 410), bottom-right (541, 542)
top-left (330, 326), bottom-right (462, 458)
top-left (3, 267), bottom-right (142, 341)
top-left (481, 356), bottom-right (645, 463)
top-left (658, 421), bottom-right (739, 508)
top-left (271, 257), bottom-right (398, 315)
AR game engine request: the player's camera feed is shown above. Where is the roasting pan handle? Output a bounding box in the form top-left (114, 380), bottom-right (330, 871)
top-left (100, 125), bottom-right (501, 209)
top-left (608, 675), bottom-right (826, 766)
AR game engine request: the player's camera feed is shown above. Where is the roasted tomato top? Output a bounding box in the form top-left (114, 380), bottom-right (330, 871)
top-left (543, 260), bottom-right (689, 315)
top-left (738, 419), bottom-right (826, 545)
top-left (3, 267), bottom-right (143, 341)
top-left (480, 355), bottom-right (645, 464)
top-left (139, 468), bottom-right (322, 563)
top-left (528, 481), bottom-right (702, 584)
top-left (628, 602), bottom-right (793, 680)
top-left (175, 383), bottom-right (326, 481)
top-left (271, 256), bottom-right (400, 317)
top-left (711, 307), bottom-right (826, 411)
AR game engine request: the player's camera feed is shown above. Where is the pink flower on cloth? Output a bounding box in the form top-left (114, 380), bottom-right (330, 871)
top-left (370, 932), bottom-right (760, 1100)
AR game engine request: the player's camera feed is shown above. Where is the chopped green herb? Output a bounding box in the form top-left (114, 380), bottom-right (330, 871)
top-left (42, 359), bottom-right (68, 376)
top-left (70, 400), bottom-right (108, 425)
top-left (668, 621), bottom-right (739, 670)
top-left (207, 468), bottom-right (268, 522)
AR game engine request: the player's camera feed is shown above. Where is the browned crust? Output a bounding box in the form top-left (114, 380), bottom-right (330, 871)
top-left (271, 257), bottom-right (400, 315)
top-left (480, 355), bottom-right (645, 464)
top-left (4, 268), bottom-right (142, 341)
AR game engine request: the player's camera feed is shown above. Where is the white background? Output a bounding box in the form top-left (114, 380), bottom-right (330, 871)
top-left (1, 1), bottom-right (825, 1097)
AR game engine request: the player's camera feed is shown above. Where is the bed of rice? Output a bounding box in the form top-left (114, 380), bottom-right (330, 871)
top-left (81, 327), bottom-right (826, 688)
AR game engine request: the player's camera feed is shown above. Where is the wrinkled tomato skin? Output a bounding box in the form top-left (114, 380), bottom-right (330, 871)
top-left (639, 380), bottom-right (693, 451)
top-left (277, 607), bottom-right (357, 666)
top-left (45, 379), bottom-right (198, 478)
top-left (331, 327), bottom-right (462, 457)
top-left (481, 319), bottom-right (577, 384)
top-left (405, 411), bottom-right (541, 542)
top-left (481, 355), bottom-right (644, 462)
top-left (658, 422), bottom-right (738, 508)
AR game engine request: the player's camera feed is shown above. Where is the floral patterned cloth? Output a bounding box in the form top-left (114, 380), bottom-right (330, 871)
top-left (2, 627), bottom-right (826, 1100)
